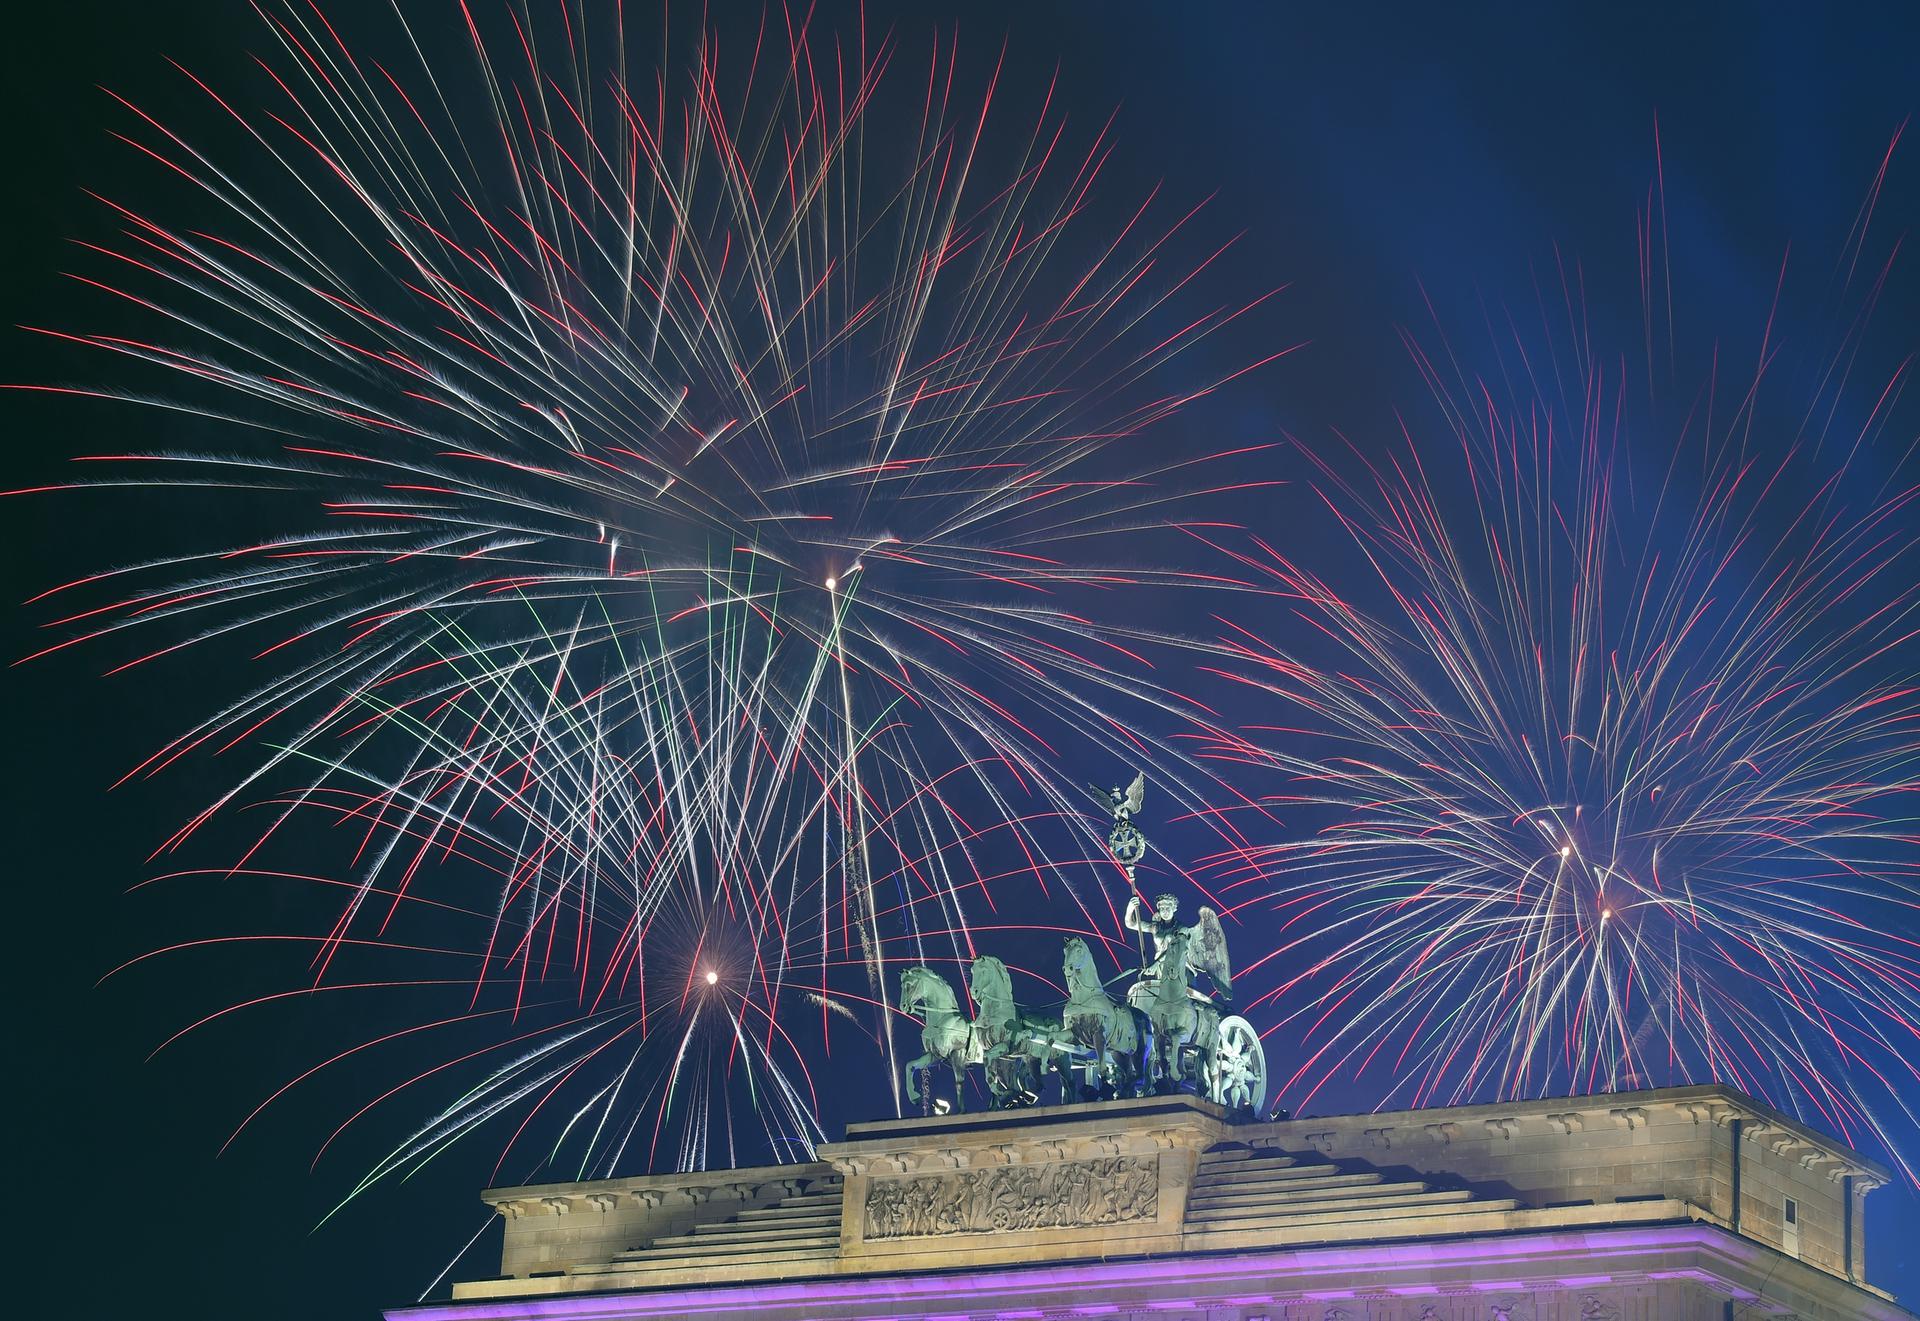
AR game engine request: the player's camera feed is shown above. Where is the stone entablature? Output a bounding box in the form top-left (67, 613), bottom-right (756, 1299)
top-left (1238, 1084), bottom-right (1888, 1282)
top-left (434, 1085), bottom-right (1907, 1321)
top-left (483, 1159), bottom-right (839, 1281)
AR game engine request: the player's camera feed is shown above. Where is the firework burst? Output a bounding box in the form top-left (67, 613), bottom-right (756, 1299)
top-left (1196, 136), bottom-right (1920, 1177)
top-left (13, 0), bottom-right (1290, 1195)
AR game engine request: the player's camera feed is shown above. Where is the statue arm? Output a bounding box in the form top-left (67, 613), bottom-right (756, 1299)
top-left (1123, 894), bottom-right (1149, 932)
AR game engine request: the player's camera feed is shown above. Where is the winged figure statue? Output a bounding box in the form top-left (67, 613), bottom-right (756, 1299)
top-left (1124, 892), bottom-right (1232, 1007)
top-left (1189, 904), bottom-right (1232, 1001)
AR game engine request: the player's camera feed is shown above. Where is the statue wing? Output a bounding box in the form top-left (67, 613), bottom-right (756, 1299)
top-left (1124, 771), bottom-right (1146, 816)
top-left (1190, 906), bottom-right (1233, 995)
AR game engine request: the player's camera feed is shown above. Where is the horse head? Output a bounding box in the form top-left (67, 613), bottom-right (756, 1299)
top-left (1062, 937), bottom-right (1100, 996)
top-left (968, 955), bottom-right (1016, 1025)
top-left (901, 966), bottom-right (952, 1017)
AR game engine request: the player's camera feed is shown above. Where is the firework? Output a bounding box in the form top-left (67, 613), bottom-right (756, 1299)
top-left (1196, 138), bottom-right (1920, 1177)
top-left (13, 1), bottom-right (1289, 1196)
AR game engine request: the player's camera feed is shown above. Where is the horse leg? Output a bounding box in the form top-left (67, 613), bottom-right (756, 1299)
top-left (1112, 1012), bottom-right (1139, 1098)
top-left (904, 1050), bottom-right (933, 1106)
top-left (1158, 1024), bottom-right (1183, 1095)
top-left (944, 1046), bottom-right (969, 1112)
top-left (1170, 1018), bottom-right (1193, 1092)
top-left (1004, 1041), bottom-right (1036, 1107)
top-left (1181, 1017), bottom-right (1205, 1091)
top-left (1126, 1015), bottom-right (1142, 1092)
top-left (906, 1044), bottom-right (936, 1105)
top-left (981, 1042), bottom-right (1012, 1107)
top-left (1028, 1041), bottom-right (1055, 1106)
top-left (1085, 1025), bottom-right (1109, 1101)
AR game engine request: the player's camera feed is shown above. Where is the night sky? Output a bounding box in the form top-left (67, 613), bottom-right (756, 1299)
top-left (5, 4), bottom-right (1916, 1319)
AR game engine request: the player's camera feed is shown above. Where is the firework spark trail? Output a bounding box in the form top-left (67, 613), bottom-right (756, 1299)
top-left (1193, 138), bottom-right (1920, 1178)
top-left (12, 2), bottom-right (1293, 1195)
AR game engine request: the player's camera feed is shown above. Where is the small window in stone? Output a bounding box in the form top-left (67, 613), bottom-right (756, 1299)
top-left (1785, 1198), bottom-right (1798, 1224)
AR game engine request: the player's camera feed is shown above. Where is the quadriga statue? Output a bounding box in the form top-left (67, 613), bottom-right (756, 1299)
top-left (897, 925), bottom-right (1265, 1113)
top-left (897, 772), bottom-right (1267, 1113)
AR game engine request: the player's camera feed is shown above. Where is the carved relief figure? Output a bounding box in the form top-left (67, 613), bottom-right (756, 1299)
top-left (864, 1156), bottom-right (1159, 1239)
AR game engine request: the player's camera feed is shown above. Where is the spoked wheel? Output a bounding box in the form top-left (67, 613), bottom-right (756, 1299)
top-left (1209, 1015), bottom-right (1267, 1112)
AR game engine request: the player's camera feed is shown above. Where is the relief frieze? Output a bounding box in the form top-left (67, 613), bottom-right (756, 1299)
top-left (863, 1155), bottom-right (1158, 1238)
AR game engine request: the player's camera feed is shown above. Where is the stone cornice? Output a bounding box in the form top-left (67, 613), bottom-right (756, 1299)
top-left (1241, 1083), bottom-right (1889, 1185)
top-left (483, 1162), bottom-right (834, 1218)
top-left (415, 1220), bottom-right (1919, 1320)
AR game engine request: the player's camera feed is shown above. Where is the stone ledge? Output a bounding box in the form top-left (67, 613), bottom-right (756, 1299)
top-left (427, 1219), bottom-right (1918, 1320)
top-left (838, 1092), bottom-right (1228, 1145)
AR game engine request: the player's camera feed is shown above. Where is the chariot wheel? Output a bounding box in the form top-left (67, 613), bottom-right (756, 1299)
top-left (1208, 1015), bottom-right (1266, 1112)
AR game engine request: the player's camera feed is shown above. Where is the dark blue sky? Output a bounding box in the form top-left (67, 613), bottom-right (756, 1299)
top-left (4, 3), bottom-right (1914, 1317)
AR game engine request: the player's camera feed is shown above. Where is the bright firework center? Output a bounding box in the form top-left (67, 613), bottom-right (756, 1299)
top-left (393, 1083), bottom-right (1909, 1321)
